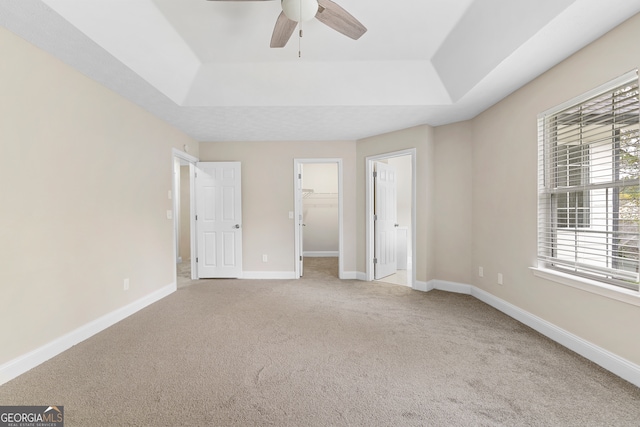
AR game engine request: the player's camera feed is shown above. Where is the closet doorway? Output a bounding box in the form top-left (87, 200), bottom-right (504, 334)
top-left (294, 159), bottom-right (344, 279)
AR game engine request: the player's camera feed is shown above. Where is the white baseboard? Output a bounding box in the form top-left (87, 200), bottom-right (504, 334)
top-left (428, 280), bottom-right (640, 388)
top-left (242, 270), bottom-right (357, 280)
top-left (241, 271), bottom-right (297, 280)
top-left (0, 282), bottom-right (176, 386)
top-left (341, 271), bottom-right (358, 280)
top-left (413, 280), bottom-right (430, 292)
top-left (303, 251), bottom-right (339, 257)
top-left (432, 279), bottom-right (472, 294)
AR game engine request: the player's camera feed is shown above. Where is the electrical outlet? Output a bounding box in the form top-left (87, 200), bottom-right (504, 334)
top-left (262, 254), bottom-right (268, 262)
top-left (479, 266), bottom-right (484, 277)
top-left (497, 273), bottom-right (503, 285)
top-left (124, 278), bottom-right (130, 291)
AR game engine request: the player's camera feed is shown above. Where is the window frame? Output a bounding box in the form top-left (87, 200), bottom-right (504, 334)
top-left (537, 70), bottom-right (640, 292)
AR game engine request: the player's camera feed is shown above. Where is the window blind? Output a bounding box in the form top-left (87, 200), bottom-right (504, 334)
top-left (538, 70), bottom-right (640, 291)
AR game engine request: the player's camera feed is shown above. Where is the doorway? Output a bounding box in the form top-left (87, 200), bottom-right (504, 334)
top-left (172, 148), bottom-right (198, 286)
top-left (294, 159), bottom-right (344, 279)
top-left (366, 149), bottom-right (416, 287)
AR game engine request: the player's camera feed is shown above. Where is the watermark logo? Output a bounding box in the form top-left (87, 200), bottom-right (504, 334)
top-left (0, 406), bottom-right (64, 427)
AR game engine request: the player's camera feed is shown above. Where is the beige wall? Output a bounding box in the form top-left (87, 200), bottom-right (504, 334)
top-left (0, 27), bottom-right (198, 366)
top-left (356, 125), bottom-right (435, 283)
top-left (433, 121), bottom-right (473, 284)
top-left (199, 141), bottom-right (357, 274)
top-left (467, 13), bottom-right (640, 364)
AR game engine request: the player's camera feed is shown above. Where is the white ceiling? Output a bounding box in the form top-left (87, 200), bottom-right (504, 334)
top-left (1, 0), bottom-right (640, 141)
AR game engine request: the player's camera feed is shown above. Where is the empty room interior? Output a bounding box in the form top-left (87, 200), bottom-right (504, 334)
top-left (1, 1), bottom-right (640, 425)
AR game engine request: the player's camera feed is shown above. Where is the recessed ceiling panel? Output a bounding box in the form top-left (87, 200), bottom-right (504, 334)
top-left (42, 0), bottom-right (201, 103)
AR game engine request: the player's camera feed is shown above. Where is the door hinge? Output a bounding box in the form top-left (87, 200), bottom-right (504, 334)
top-left (373, 171), bottom-right (377, 178)
top-left (300, 256), bottom-right (303, 261)
top-left (374, 214), bottom-right (378, 221)
top-left (373, 258), bottom-right (378, 264)
top-left (195, 215), bottom-right (198, 221)
top-left (298, 173), bottom-right (302, 179)
top-left (196, 257), bottom-right (198, 263)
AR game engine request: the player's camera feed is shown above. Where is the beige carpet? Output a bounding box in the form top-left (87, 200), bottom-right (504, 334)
top-left (1, 258), bottom-right (639, 426)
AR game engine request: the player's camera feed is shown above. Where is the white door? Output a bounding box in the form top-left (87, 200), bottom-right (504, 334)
top-left (374, 161), bottom-right (397, 279)
top-left (195, 162), bottom-right (242, 278)
top-left (297, 163), bottom-right (304, 277)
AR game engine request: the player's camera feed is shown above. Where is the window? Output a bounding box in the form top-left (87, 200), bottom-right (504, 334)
top-left (556, 144), bottom-right (590, 228)
top-left (538, 70), bottom-right (640, 291)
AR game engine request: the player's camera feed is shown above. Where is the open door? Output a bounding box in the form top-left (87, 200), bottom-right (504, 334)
top-left (195, 162), bottom-right (242, 278)
top-left (374, 161), bottom-right (398, 280)
top-left (296, 162), bottom-right (304, 276)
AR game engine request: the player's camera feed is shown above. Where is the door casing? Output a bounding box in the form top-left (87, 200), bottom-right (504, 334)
top-left (172, 148), bottom-right (198, 282)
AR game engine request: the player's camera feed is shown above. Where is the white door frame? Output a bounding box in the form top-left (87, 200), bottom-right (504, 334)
top-left (365, 149), bottom-right (416, 287)
top-left (293, 158), bottom-right (344, 279)
top-left (172, 148), bottom-right (199, 281)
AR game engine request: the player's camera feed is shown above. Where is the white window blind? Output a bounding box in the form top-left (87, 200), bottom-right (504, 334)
top-left (538, 70), bottom-right (640, 291)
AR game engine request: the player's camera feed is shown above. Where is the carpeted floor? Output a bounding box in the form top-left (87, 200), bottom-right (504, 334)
top-left (1, 258), bottom-right (639, 426)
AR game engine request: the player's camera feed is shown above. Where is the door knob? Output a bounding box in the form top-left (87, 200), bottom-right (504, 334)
top-left (234, 224), bottom-right (240, 229)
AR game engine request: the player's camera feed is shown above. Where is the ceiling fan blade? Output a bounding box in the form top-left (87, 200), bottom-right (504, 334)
top-left (271, 11), bottom-right (297, 48)
top-left (315, 0), bottom-right (367, 40)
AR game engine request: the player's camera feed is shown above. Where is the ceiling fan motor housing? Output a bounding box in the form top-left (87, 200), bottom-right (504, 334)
top-left (281, 0), bottom-right (319, 22)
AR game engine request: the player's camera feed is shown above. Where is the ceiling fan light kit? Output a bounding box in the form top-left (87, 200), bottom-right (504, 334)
top-left (281, 0), bottom-right (318, 22)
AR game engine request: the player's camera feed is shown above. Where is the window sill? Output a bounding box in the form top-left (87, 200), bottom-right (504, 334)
top-left (530, 267), bottom-right (640, 307)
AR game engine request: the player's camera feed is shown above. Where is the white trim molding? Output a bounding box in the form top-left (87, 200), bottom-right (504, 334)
top-left (413, 280), bottom-right (430, 292)
top-left (418, 279), bottom-right (640, 388)
top-left (241, 271), bottom-right (297, 280)
top-left (341, 271), bottom-right (358, 280)
top-left (431, 279), bottom-right (472, 294)
top-left (355, 271), bottom-right (368, 281)
top-left (304, 251), bottom-right (339, 257)
top-left (531, 267), bottom-right (640, 307)
top-left (0, 282), bottom-right (176, 386)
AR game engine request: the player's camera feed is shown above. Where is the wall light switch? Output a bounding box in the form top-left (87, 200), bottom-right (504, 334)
top-left (166, 210), bottom-right (173, 220)
top-left (497, 273), bottom-right (503, 285)
top-left (479, 267), bottom-right (484, 277)
top-left (124, 278), bottom-right (130, 291)
top-left (289, 211), bottom-right (294, 219)
top-left (168, 190), bottom-right (172, 200)
top-left (262, 254), bottom-right (268, 262)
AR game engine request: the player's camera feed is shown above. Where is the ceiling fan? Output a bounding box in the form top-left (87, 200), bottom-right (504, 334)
top-left (207, 0), bottom-right (367, 48)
